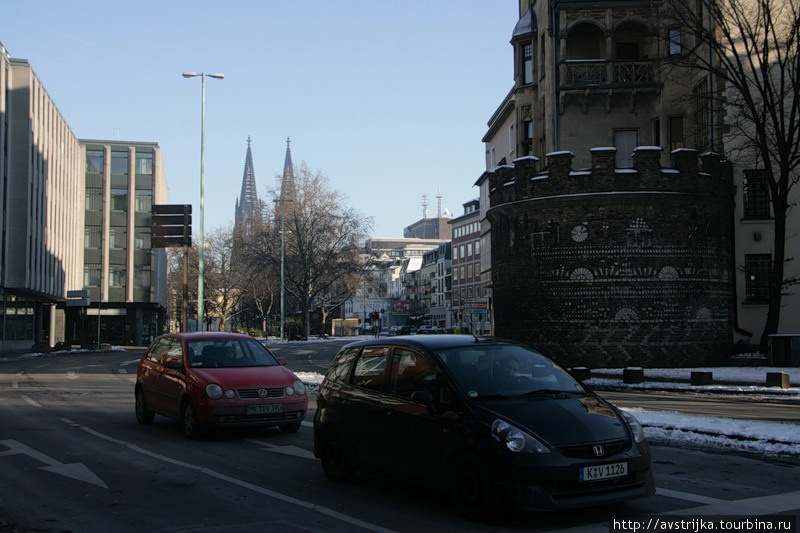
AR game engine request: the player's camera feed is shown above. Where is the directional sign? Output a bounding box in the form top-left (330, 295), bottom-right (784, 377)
top-left (151, 204), bottom-right (192, 248)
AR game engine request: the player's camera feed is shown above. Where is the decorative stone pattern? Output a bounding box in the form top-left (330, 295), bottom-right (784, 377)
top-left (487, 147), bottom-right (734, 367)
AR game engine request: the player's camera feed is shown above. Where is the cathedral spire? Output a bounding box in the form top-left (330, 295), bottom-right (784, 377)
top-left (279, 136), bottom-right (297, 202)
top-left (235, 136), bottom-right (262, 233)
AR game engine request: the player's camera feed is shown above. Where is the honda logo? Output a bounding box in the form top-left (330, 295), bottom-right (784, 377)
top-left (593, 445), bottom-right (605, 457)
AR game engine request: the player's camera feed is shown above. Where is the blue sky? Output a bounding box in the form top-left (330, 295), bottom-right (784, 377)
top-left (2, 1), bottom-right (518, 238)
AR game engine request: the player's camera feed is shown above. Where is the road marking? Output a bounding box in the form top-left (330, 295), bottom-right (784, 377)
top-left (66, 371), bottom-right (80, 380)
top-left (0, 439), bottom-right (108, 489)
top-left (11, 381), bottom-right (19, 389)
top-left (118, 368), bottom-right (128, 374)
top-left (656, 487), bottom-right (724, 504)
top-left (61, 418), bottom-right (397, 533)
top-left (245, 439), bottom-right (318, 461)
top-left (21, 395), bottom-right (41, 407)
top-left (670, 490), bottom-right (800, 516)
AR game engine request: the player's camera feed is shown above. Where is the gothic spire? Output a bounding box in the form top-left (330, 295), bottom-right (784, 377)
top-left (279, 136), bottom-right (297, 202)
top-left (235, 136), bottom-right (262, 233)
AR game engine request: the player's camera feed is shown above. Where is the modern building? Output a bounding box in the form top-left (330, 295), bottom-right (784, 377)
top-left (73, 140), bottom-right (168, 346)
top-left (1, 41), bottom-right (168, 350)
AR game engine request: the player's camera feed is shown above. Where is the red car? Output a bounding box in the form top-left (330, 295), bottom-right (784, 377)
top-left (135, 332), bottom-right (308, 438)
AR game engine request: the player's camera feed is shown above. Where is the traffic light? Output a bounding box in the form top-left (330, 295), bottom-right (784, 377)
top-left (458, 311), bottom-right (463, 319)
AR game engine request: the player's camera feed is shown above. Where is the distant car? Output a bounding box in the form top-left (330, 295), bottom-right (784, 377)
top-left (415, 325), bottom-right (442, 334)
top-left (313, 335), bottom-right (654, 520)
top-left (391, 325), bottom-right (413, 335)
top-left (135, 332), bottom-right (308, 438)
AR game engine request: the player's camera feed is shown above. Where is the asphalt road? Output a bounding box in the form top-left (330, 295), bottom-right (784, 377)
top-left (0, 345), bottom-right (797, 533)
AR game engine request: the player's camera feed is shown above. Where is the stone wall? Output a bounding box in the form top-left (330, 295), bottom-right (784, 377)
top-left (487, 147), bottom-right (734, 367)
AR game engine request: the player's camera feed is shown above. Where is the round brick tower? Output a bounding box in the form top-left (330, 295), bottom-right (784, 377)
top-left (487, 146), bottom-right (734, 367)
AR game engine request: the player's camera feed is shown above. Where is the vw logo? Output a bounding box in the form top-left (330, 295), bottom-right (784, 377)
top-left (258, 388), bottom-right (269, 398)
top-left (593, 445), bottom-right (605, 457)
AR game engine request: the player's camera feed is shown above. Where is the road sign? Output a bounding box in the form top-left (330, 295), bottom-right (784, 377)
top-left (66, 298), bottom-right (90, 307)
top-left (151, 204), bottom-right (192, 248)
top-left (67, 290), bottom-right (89, 299)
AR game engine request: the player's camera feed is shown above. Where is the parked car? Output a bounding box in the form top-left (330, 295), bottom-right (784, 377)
top-left (135, 332), bottom-right (308, 438)
top-left (390, 325), bottom-right (414, 335)
top-left (313, 335), bottom-right (654, 520)
top-left (415, 325), bottom-right (442, 334)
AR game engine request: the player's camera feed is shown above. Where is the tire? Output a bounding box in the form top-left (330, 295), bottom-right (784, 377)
top-left (450, 454), bottom-right (501, 521)
top-left (135, 388), bottom-right (155, 424)
top-left (279, 421), bottom-right (302, 433)
top-left (181, 399), bottom-right (202, 439)
top-left (318, 428), bottom-right (354, 481)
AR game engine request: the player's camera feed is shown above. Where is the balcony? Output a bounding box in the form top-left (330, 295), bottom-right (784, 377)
top-left (561, 59), bottom-right (659, 88)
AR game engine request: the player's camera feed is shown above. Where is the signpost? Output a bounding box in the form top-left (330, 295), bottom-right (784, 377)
top-left (151, 205), bottom-right (192, 332)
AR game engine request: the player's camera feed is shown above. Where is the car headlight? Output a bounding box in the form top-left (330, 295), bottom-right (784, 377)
top-left (206, 384), bottom-right (223, 399)
top-left (286, 380), bottom-right (306, 396)
top-left (491, 419), bottom-right (550, 454)
top-left (622, 411), bottom-right (646, 443)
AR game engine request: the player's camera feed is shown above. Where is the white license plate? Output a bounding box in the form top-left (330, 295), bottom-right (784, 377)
top-left (579, 461), bottom-right (628, 482)
top-left (247, 403), bottom-right (283, 415)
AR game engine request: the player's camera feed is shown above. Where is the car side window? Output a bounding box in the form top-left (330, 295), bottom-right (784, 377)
top-left (325, 347), bottom-right (359, 384)
top-left (146, 338), bottom-right (170, 364)
top-left (163, 339), bottom-right (183, 367)
top-left (389, 349), bottom-right (438, 400)
top-left (351, 346), bottom-right (389, 392)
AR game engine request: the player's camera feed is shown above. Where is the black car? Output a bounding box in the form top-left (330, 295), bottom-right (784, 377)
top-left (313, 335), bottom-right (654, 520)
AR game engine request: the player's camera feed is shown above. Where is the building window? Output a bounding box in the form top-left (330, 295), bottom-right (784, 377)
top-left (522, 43), bottom-right (533, 85)
top-left (110, 227), bottom-right (127, 249)
top-left (744, 254), bottom-right (771, 304)
top-left (136, 151), bottom-right (153, 175)
top-left (86, 150), bottom-right (104, 174)
top-left (540, 34), bottom-right (546, 79)
top-left (135, 229), bottom-right (151, 250)
top-left (85, 226), bottom-right (101, 249)
top-left (111, 188), bottom-right (128, 211)
top-left (135, 190), bottom-right (152, 212)
top-left (669, 116), bottom-right (684, 150)
top-left (467, 243), bottom-right (473, 256)
top-left (743, 170), bottom-right (770, 219)
top-left (111, 151), bottom-right (129, 175)
top-left (668, 28), bottom-right (682, 55)
top-left (86, 188), bottom-right (102, 211)
top-left (694, 79), bottom-right (709, 150)
top-left (475, 240), bottom-right (480, 255)
top-left (135, 266), bottom-right (151, 288)
top-left (110, 267), bottom-right (126, 288)
top-left (84, 265), bottom-right (101, 287)
top-left (652, 118), bottom-right (661, 147)
top-left (509, 123), bottom-right (516, 156)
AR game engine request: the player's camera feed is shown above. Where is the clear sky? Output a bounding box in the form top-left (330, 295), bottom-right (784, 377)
top-left (1, 1), bottom-right (519, 238)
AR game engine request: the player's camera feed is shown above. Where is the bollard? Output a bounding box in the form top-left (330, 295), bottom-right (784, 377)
top-left (766, 372), bottom-right (790, 388)
top-left (691, 371), bottom-right (713, 386)
top-left (570, 367), bottom-right (591, 381)
top-left (623, 367), bottom-right (645, 384)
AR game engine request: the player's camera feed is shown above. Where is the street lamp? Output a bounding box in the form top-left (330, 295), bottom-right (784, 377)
top-left (182, 71), bottom-right (224, 332)
top-left (273, 197), bottom-right (293, 341)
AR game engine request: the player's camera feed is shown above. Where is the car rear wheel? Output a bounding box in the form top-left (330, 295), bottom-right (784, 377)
top-left (135, 388), bottom-right (155, 424)
top-left (318, 428), bottom-right (353, 481)
top-left (181, 399), bottom-right (202, 439)
top-left (450, 455), bottom-right (501, 521)
top-left (279, 421), bottom-right (302, 433)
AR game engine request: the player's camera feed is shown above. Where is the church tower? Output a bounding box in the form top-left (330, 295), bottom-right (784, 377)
top-left (234, 136), bottom-right (263, 234)
top-left (275, 137), bottom-right (297, 224)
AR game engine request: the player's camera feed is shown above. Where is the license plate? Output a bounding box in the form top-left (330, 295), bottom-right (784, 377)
top-left (579, 461), bottom-right (628, 482)
top-left (246, 403), bottom-right (283, 415)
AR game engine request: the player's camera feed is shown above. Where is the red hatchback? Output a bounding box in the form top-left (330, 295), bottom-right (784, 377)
top-left (135, 332), bottom-right (308, 438)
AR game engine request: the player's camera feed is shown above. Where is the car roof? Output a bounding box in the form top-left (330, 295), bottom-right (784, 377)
top-left (158, 332), bottom-right (253, 341)
top-left (343, 334), bottom-right (521, 351)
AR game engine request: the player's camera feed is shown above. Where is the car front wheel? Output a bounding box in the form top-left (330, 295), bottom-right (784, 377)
top-left (450, 454), bottom-right (501, 521)
top-left (135, 388), bottom-right (155, 424)
top-left (318, 428), bottom-right (353, 481)
top-left (181, 399), bottom-right (202, 439)
top-left (279, 421), bottom-right (302, 433)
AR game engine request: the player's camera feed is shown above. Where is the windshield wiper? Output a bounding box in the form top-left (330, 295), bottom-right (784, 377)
top-left (520, 389), bottom-right (574, 398)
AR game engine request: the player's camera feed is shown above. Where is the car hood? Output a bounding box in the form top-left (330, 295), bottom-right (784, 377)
top-left (190, 365), bottom-right (299, 388)
top-left (475, 394), bottom-right (629, 446)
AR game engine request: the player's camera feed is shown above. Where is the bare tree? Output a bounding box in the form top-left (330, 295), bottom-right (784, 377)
top-left (663, 0), bottom-right (800, 351)
top-left (203, 225), bottom-right (248, 331)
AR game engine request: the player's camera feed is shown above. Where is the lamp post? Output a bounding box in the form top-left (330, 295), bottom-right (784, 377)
top-left (182, 71), bottom-right (224, 332)
top-left (273, 197), bottom-right (293, 341)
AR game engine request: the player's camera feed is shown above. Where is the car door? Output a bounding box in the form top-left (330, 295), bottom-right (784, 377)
top-left (379, 347), bottom-right (462, 480)
top-left (343, 345), bottom-right (391, 468)
top-left (157, 338), bottom-right (188, 418)
top-left (138, 338), bottom-right (171, 413)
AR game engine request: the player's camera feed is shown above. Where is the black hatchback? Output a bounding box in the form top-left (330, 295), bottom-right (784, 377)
top-left (313, 335), bottom-right (655, 520)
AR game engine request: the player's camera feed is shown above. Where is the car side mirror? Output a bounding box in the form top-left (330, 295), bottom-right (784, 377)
top-left (410, 390), bottom-right (434, 407)
top-left (277, 357), bottom-right (288, 366)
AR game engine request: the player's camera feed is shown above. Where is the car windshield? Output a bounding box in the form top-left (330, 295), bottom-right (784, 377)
top-left (186, 338), bottom-right (279, 368)
top-left (434, 343), bottom-right (585, 399)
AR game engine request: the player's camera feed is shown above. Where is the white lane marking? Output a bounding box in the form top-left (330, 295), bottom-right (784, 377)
top-left (669, 490), bottom-right (800, 516)
top-left (0, 439), bottom-right (108, 488)
top-left (244, 439), bottom-right (318, 461)
top-left (11, 381), bottom-right (19, 389)
top-left (66, 371), bottom-right (80, 380)
top-left (118, 368), bottom-right (128, 374)
top-left (21, 395), bottom-right (41, 407)
top-left (60, 418), bottom-right (398, 533)
top-left (656, 487), bottom-right (724, 504)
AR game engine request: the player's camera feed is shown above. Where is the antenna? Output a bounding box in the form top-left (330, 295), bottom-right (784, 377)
top-left (422, 194), bottom-right (428, 219)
